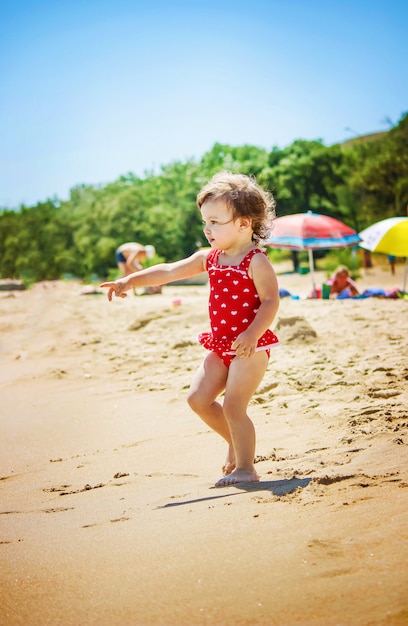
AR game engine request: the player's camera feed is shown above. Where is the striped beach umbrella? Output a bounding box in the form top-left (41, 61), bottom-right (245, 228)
top-left (267, 211), bottom-right (361, 296)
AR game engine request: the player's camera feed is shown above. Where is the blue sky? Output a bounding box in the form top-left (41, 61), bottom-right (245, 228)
top-left (1, 0), bottom-right (407, 208)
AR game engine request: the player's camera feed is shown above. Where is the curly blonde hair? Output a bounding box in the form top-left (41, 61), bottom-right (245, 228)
top-left (197, 171), bottom-right (276, 244)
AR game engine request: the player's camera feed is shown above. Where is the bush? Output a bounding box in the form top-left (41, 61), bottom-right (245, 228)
top-left (318, 247), bottom-right (362, 278)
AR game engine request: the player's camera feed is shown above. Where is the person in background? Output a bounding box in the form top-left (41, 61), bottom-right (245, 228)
top-left (291, 250), bottom-right (299, 273)
top-left (329, 265), bottom-right (360, 299)
top-left (388, 255), bottom-right (396, 275)
top-left (362, 248), bottom-right (373, 268)
top-left (115, 242), bottom-right (155, 276)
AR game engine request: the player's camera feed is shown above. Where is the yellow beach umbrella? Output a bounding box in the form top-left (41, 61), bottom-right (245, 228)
top-left (359, 217), bottom-right (408, 291)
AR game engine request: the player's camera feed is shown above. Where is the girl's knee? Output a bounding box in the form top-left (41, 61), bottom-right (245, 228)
top-left (187, 389), bottom-right (205, 413)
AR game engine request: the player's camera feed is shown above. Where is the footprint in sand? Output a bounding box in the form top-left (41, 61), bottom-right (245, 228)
top-left (275, 316), bottom-right (317, 343)
top-left (128, 313), bottom-right (166, 331)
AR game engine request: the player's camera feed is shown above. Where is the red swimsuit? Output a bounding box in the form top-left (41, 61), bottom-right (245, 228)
top-left (198, 248), bottom-right (279, 367)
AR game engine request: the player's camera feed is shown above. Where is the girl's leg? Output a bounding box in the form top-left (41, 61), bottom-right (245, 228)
top-left (215, 351), bottom-right (268, 487)
top-left (187, 353), bottom-right (235, 468)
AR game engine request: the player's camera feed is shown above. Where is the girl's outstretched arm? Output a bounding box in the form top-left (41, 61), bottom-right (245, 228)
top-left (100, 250), bottom-right (208, 301)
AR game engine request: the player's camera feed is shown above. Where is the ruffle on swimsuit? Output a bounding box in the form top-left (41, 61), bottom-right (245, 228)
top-left (197, 331), bottom-right (277, 357)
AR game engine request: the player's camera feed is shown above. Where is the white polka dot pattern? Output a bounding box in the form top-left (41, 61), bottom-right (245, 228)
top-left (198, 248), bottom-right (279, 357)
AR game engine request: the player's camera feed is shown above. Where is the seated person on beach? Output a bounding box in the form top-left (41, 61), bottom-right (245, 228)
top-left (329, 265), bottom-right (359, 299)
top-left (115, 242), bottom-right (155, 276)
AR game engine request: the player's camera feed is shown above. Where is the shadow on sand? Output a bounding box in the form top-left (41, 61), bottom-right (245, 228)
top-left (158, 476), bottom-right (312, 509)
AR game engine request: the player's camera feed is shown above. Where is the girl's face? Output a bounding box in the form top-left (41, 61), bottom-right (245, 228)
top-left (201, 199), bottom-right (242, 249)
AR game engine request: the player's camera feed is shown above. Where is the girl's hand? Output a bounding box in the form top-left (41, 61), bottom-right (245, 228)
top-left (231, 330), bottom-right (258, 358)
top-left (99, 279), bottom-right (129, 301)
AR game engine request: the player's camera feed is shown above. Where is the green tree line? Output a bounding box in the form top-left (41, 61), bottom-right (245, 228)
top-left (1, 113), bottom-right (407, 283)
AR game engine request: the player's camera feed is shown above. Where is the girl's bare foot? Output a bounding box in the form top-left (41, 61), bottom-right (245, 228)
top-left (215, 468), bottom-right (260, 487)
top-left (222, 445), bottom-right (236, 476)
top-left (222, 461), bottom-right (236, 476)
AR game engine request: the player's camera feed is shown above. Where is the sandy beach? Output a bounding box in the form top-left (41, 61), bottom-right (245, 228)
top-left (1, 260), bottom-right (408, 626)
